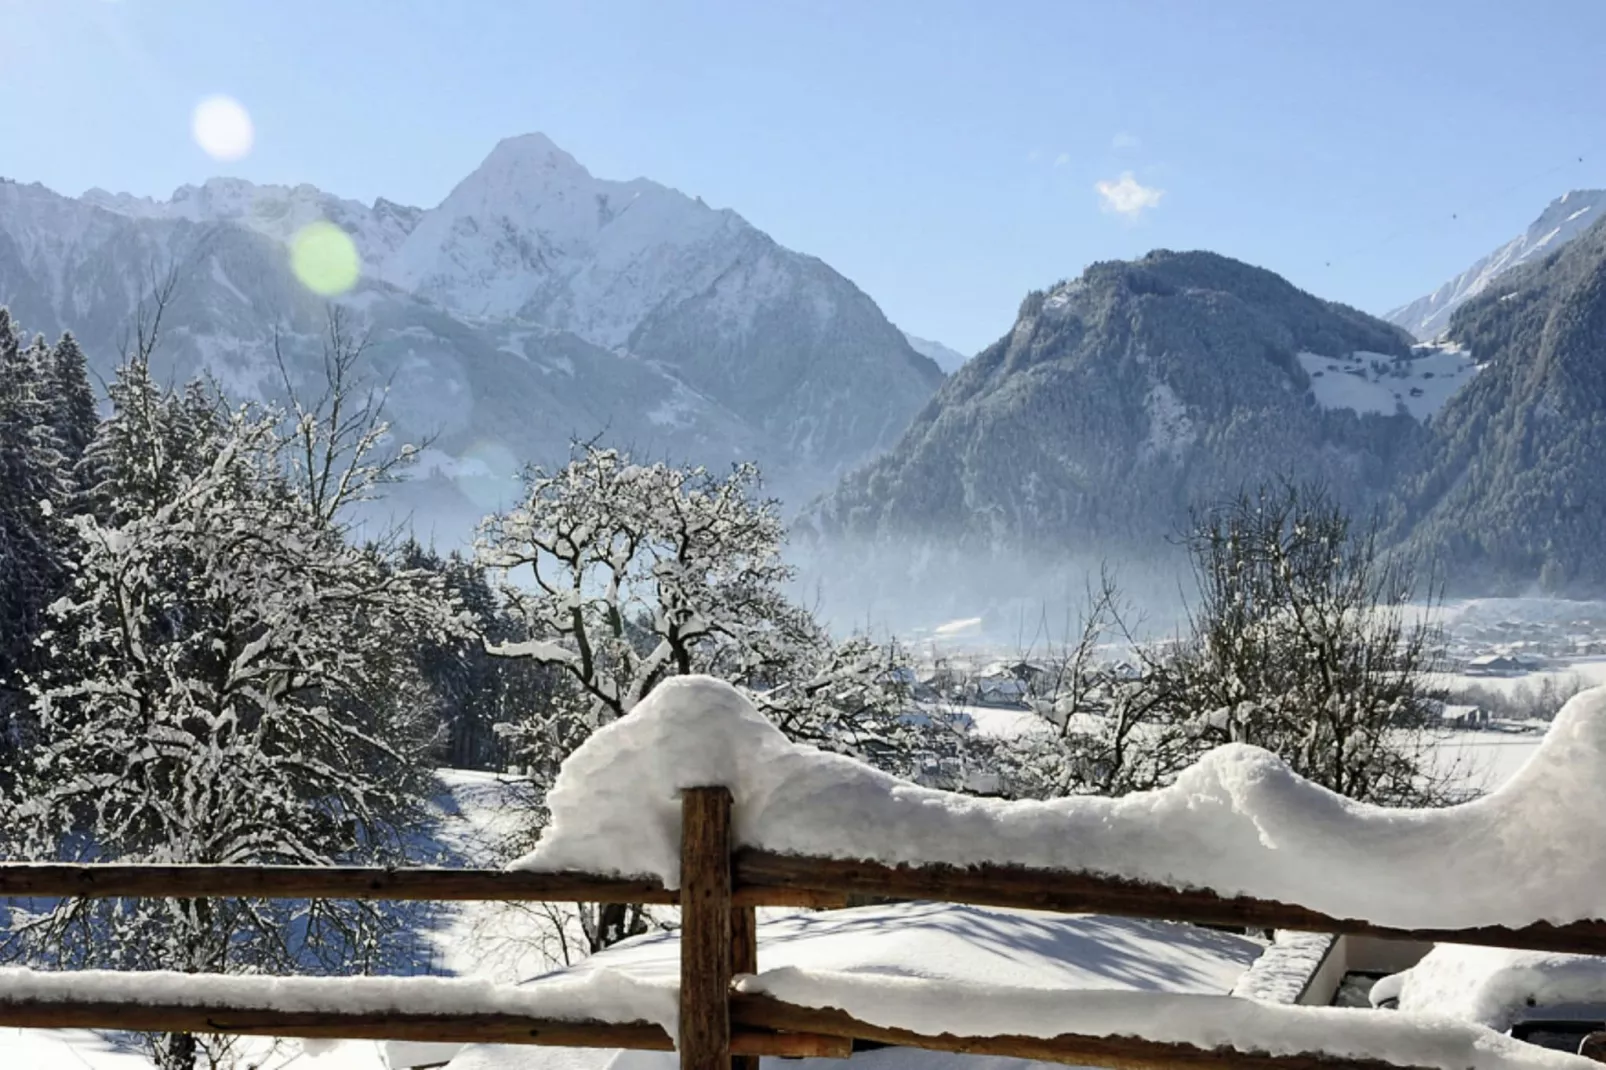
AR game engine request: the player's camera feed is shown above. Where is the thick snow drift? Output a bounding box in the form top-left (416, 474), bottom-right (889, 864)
top-left (514, 676), bottom-right (1606, 931)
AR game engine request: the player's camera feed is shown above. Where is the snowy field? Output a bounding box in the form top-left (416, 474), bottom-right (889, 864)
top-left (0, 1028), bottom-right (388, 1070)
top-left (1422, 728), bottom-right (1546, 795)
top-left (1297, 344), bottom-right (1478, 421)
top-left (452, 902), bottom-right (1266, 1070)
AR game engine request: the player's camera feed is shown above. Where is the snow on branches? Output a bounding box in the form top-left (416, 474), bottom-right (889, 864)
top-left (475, 445), bottom-right (943, 785)
top-left (4, 352), bottom-right (454, 1038)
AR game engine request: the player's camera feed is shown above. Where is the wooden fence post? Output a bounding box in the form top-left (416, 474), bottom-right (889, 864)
top-left (681, 787), bottom-right (733, 1070)
top-left (731, 900), bottom-right (759, 1070)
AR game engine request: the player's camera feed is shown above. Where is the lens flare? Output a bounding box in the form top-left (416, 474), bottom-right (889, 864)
top-left (290, 222), bottom-right (361, 296)
top-left (191, 96), bottom-right (254, 161)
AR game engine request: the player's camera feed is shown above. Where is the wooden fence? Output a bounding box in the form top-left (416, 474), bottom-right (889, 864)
top-left (1, 785), bottom-right (1603, 1070)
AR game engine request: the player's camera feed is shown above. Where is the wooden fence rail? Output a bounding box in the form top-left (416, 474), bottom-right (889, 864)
top-left (0, 997), bottom-right (849, 1057)
top-left (0, 863), bottom-right (840, 908)
top-left (3, 855), bottom-right (1594, 956)
top-left (733, 851), bottom-right (1606, 955)
top-left (2, 783), bottom-right (1604, 1070)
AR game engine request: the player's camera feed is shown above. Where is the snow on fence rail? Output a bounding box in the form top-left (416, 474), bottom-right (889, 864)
top-left (3, 676), bottom-right (1606, 1070)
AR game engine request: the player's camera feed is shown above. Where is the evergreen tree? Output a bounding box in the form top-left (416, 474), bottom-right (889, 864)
top-left (78, 355), bottom-right (216, 524)
top-left (0, 312), bottom-right (70, 757)
top-left (47, 331), bottom-right (97, 473)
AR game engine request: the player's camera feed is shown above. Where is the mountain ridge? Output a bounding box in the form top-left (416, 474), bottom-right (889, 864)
top-left (0, 135), bottom-right (943, 537)
top-left (1386, 189), bottom-right (1606, 340)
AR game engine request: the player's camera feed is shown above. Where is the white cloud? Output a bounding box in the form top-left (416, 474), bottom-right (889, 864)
top-left (1027, 149), bottom-right (1043, 162)
top-left (1054, 152), bottom-right (1070, 168)
top-left (1112, 131), bottom-right (1141, 151)
top-left (1095, 172), bottom-right (1164, 218)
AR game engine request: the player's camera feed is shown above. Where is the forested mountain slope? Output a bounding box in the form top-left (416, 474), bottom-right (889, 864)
top-left (1391, 216), bottom-right (1606, 593)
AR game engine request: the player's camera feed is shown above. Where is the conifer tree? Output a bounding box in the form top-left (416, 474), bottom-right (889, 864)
top-left (0, 312), bottom-right (69, 753)
top-left (48, 331), bottom-right (97, 472)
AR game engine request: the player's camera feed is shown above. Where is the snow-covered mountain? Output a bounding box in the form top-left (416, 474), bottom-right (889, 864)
top-left (0, 135), bottom-right (942, 539)
top-left (379, 134), bottom-right (942, 464)
top-left (1390, 212), bottom-right (1606, 594)
top-left (903, 332), bottom-right (969, 373)
top-left (81, 179), bottom-right (423, 267)
top-left (1386, 190), bottom-right (1606, 340)
top-left (801, 250), bottom-right (1422, 627)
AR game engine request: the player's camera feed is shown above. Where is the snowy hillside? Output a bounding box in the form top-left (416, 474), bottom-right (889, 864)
top-left (1297, 343), bottom-right (1480, 421)
top-left (1386, 190), bottom-right (1606, 340)
top-left (903, 332), bottom-right (969, 373)
top-left (805, 249), bottom-right (1422, 626)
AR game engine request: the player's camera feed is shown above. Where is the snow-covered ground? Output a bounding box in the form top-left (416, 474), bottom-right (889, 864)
top-left (1422, 728), bottom-right (1547, 795)
top-left (0, 1028), bottom-right (389, 1070)
top-left (5, 671), bottom-right (1596, 1069)
top-left (451, 901), bottom-right (1265, 1070)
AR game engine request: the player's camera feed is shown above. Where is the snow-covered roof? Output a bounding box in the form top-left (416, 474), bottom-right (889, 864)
top-left (1231, 932), bottom-right (1338, 1005)
top-left (515, 675), bottom-right (1606, 933)
top-left (1375, 946), bottom-right (1606, 1031)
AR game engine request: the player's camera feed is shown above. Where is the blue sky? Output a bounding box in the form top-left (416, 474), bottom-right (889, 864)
top-left (3, 0), bottom-right (1604, 354)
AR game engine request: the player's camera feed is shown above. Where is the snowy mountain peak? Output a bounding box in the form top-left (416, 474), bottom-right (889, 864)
top-left (1386, 188), bottom-right (1606, 340)
top-left (383, 132), bottom-right (754, 337)
top-left (479, 132), bottom-right (592, 181)
top-left (1, 137), bottom-right (942, 523)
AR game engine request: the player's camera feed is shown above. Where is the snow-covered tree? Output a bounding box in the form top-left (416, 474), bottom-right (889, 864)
top-left (273, 308), bottom-right (421, 532)
top-left (47, 331), bottom-right (98, 468)
top-left (1151, 482), bottom-right (1453, 805)
top-left (986, 575), bottom-right (1201, 800)
top-left (7, 356), bottom-right (449, 1070)
top-left (475, 444), bottom-right (930, 951)
top-left (477, 445), bottom-right (920, 762)
top-left (0, 313), bottom-right (72, 761)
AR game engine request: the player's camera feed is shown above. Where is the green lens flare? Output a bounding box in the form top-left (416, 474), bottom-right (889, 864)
top-left (291, 221), bottom-right (361, 296)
